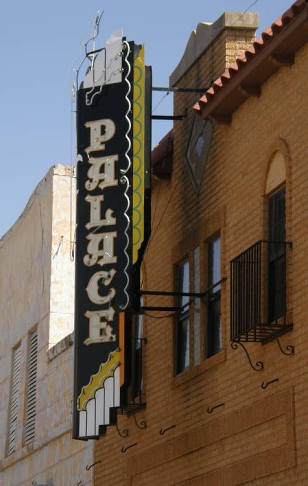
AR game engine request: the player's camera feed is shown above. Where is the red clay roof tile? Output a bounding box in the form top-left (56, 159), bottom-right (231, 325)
top-left (194, 0), bottom-right (308, 114)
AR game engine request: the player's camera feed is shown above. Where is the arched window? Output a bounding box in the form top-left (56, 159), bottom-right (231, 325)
top-left (266, 151), bottom-right (286, 322)
top-left (265, 151), bottom-right (286, 196)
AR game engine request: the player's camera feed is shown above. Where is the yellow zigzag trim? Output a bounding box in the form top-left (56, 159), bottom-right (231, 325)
top-left (132, 45), bottom-right (145, 264)
top-left (77, 350), bottom-right (120, 411)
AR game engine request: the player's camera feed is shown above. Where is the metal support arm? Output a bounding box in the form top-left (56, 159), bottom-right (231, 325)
top-left (140, 278), bottom-right (226, 299)
top-left (151, 114), bottom-right (187, 121)
top-left (152, 86), bottom-right (207, 93)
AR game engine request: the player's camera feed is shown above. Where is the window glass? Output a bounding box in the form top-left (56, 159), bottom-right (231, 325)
top-left (180, 260), bottom-right (190, 308)
top-left (136, 314), bottom-right (143, 347)
top-left (132, 300), bottom-right (143, 400)
top-left (175, 260), bottom-right (190, 374)
top-left (177, 319), bottom-right (190, 372)
top-left (268, 186), bottom-right (286, 321)
top-left (193, 247), bottom-right (200, 366)
top-left (210, 236), bottom-right (221, 291)
top-left (206, 235), bottom-right (221, 358)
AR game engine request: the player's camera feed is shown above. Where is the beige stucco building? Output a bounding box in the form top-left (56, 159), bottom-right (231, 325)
top-left (0, 165), bottom-right (94, 485)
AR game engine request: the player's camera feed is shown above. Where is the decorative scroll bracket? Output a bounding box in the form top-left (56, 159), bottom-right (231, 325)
top-left (116, 422), bottom-right (129, 438)
top-left (132, 412), bottom-right (147, 430)
top-left (276, 338), bottom-right (295, 356)
top-left (231, 340), bottom-right (264, 372)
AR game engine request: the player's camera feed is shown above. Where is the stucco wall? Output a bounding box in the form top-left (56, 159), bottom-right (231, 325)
top-left (0, 165), bottom-right (93, 485)
top-left (49, 165), bottom-right (76, 348)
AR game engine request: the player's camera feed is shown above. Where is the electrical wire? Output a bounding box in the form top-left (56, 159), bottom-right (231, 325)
top-left (140, 181), bottom-right (163, 287)
top-left (69, 75), bottom-right (76, 262)
top-left (152, 91), bottom-right (170, 113)
top-left (149, 183), bottom-right (177, 242)
top-left (140, 184), bottom-right (177, 289)
top-left (52, 235), bottom-right (64, 259)
top-left (244, 0), bottom-right (259, 13)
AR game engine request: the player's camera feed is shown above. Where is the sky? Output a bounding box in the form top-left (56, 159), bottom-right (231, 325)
top-left (0, 0), bottom-right (293, 238)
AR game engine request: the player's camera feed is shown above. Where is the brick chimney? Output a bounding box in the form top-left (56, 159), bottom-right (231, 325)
top-left (167, 12), bottom-right (259, 182)
top-left (170, 11), bottom-right (259, 89)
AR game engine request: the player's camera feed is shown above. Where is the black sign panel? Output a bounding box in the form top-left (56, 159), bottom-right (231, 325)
top-left (73, 41), bottom-right (134, 439)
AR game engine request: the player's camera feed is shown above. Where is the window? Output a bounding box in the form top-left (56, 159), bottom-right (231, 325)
top-left (175, 260), bottom-right (190, 374)
top-left (131, 305), bottom-right (143, 401)
top-left (230, 184), bottom-right (291, 343)
top-left (173, 223), bottom-right (225, 378)
top-left (193, 247), bottom-right (201, 366)
top-left (206, 235), bottom-right (222, 358)
top-left (268, 186), bottom-right (286, 322)
top-left (23, 328), bottom-right (38, 445)
top-left (174, 236), bottom-right (223, 375)
top-left (7, 343), bottom-right (22, 455)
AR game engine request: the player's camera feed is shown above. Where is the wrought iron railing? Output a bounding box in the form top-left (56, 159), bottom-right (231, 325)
top-left (230, 240), bottom-right (292, 343)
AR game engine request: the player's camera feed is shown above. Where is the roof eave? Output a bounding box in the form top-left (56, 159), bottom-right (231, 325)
top-left (195, 3), bottom-right (308, 122)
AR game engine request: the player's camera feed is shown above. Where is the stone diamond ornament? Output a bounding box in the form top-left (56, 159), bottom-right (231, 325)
top-left (186, 115), bottom-right (214, 195)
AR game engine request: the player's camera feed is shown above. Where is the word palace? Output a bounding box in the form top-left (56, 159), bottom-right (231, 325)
top-left (83, 118), bottom-right (120, 345)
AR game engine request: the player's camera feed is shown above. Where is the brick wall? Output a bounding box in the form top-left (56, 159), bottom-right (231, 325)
top-left (94, 20), bottom-right (308, 486)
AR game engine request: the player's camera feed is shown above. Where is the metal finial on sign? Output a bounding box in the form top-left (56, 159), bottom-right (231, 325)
top-left (84, 10), bottom-right (104, 57)
top-left (84, 10), bottom-right (105, 104)
top-left (73, 10), bottom-right (104, 95)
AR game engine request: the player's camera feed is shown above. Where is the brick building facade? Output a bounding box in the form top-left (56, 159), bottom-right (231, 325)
top-left (94, 1), bottom-right (308, 484)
